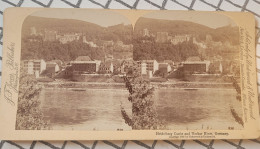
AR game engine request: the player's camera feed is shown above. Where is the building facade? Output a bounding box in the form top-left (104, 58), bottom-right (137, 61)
top-left (70, 56), bottom-right (101, 74)
top-left (137, 60), bottom-right (159, 76)
top-left (71, 61), bottom-right (101, 74)
top-left (171, 35), bottom-right (191, 45)
top-left (159, 63), bottom-right (172, 73)
top-left (183, 61), bottom-right (210, 73)
top-left (23, 59), bottom-right (46, 77)
top-left (46, 62), bottom-right (60, 73)
top-left (58, 33), bottom-right (81, 44)
top-left (99, 61), bottom-right (114, 74)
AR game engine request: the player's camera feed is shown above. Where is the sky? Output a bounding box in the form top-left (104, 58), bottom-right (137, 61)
top-left (31, 9), bottom-right (131, 27)
top-left (142, 11), bottom-right (236, 29)
top-left (30, 9), bottom-right (236, 29)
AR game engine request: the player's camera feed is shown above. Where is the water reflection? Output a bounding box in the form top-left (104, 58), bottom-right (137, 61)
top-left (39, 88), bottom-right (242, 130)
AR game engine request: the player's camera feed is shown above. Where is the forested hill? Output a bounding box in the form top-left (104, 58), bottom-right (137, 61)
top-left (134, 17), bottom-right (239, 45)
top-left (21, 16), bottom-right (133, 61)
top-left (22, 16), bottom-right (133, 44)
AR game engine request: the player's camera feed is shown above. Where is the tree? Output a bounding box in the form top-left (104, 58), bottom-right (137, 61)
top-left (16, 69), bottom-right (49, 130)
top-left (121, 61), bottom-right (163, 129)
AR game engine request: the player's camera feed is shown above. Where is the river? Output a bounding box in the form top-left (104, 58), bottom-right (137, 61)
top-left (39, 88), bottom-right (243, 130)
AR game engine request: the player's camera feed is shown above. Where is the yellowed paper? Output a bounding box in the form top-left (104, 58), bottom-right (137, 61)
top-left (0, 8), bottom-right (259, 140)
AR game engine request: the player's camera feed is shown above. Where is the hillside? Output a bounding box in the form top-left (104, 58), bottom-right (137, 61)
top-left (133, 17), bottom-right (239, 61)
top-left (22, 16), bottom-right (133, 44)
top-left (134, 17), bottom-right (212, 35)
top-left (21, 16), bottom-right (133, 61)
top-left (134, 17), bottom-right (239, 45)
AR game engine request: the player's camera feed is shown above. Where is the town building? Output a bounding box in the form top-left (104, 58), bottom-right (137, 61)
top-left (137, 60), bottom-right (159, 77)
top-left (183, 56), bottom-right (210, 73)
top-left (163, 60), bottom-right (174, 66)
top-left (99, 61), bottom-right (114, 74)
top-left (208, 61), bottom-right (223, 74)
top-left (83, 36), bottom-right (98, 47)
top-left (156, 32), bottom-right (169, 43)
top-left (50, 60), bottom-right (64, 69)
top-left (44, 62), bottom-right (60, 78)
top-left (159, 63), bottom-right (172, 73)
top-left (143, 60), bottom-right (159, 73)
top-left (171, 35), bottom-right (191, 45)
top-left (70, 56), bottom-right (101, 74)
top-left (46, 62), bottom-right (60, 73)
top-left (58, 33), bottom-right (80, 44)
top-left (23, 59), bottom-right (46, 78)
top-left (137, 61), bottom-right (147, 75)
top-left (143, 28), bottom-right (150, 37)
top-left (156, 63), bottom-right (172, 78)
top-left (55, 65), bottom-right (73, 79)
top-left (110, 60), bottom-right (125, 74)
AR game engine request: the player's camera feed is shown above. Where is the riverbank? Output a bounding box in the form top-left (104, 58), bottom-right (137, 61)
top-left (38, 81), bottom-right (235, 89)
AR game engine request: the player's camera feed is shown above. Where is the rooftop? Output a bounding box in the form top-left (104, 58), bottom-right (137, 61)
top-left (74, 56), bottom-right (92, 61)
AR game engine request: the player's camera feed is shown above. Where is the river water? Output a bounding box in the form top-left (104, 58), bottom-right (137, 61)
top-left (39, 87), bottom-right (243, 130)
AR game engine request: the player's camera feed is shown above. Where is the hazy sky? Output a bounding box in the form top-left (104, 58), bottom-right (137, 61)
top-left (31, 9), bottom-right (131, 27)
top-left (31, 9), bottom-right (236, 29)
top-left (142, 11), bottom-right (236, 29)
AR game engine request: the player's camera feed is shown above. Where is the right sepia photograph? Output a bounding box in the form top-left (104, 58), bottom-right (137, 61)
top-left (131, 11), bottom-right (243, 130)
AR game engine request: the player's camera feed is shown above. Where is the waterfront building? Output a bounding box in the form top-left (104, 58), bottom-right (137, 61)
top-left (143, 60), bottom-right (159, 74)
top-left (137, 60), bottom-right (159, 75)
top-left (137, 61), bottom-right (147, 75)
top-left (44, 62), bottom-right (60, 78)
top-left (50, 60), bottom-right (64, 69)
top-left (163, 60), bottom-right (174, 66)
top-left (111, 60), bottom-right (126, 74)
top-left (70, 56), bottom-right (101, 74)
top-left (183, 56), bottom-right (210, 73)
top-left (23, 59), bottom-right (46, 78)
top-left (99, 61), bottom-right (114, 74)
top-left (208, 61), bottom-right (223, 74)
top-left (159, 63), bottom-right (172, 73)
top-left (46, 62), bottom-right (60, 73)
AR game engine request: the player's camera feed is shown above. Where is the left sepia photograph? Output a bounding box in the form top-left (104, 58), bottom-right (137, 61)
top-left (17, 9), bottom-right (133, 130)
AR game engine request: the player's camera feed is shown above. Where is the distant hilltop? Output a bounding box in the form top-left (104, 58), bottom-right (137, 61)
top-left (22, 16), bottom-right (133, 45)
top-left (134, 17), bottom-right (239, 45)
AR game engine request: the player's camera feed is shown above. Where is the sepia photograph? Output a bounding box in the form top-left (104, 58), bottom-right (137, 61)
top-left (132, 11), bottom-right (243, 130)
top-left (17, 9), bottom-right (133, 130)
top-left (16, 9), bottom-right (243, 131)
